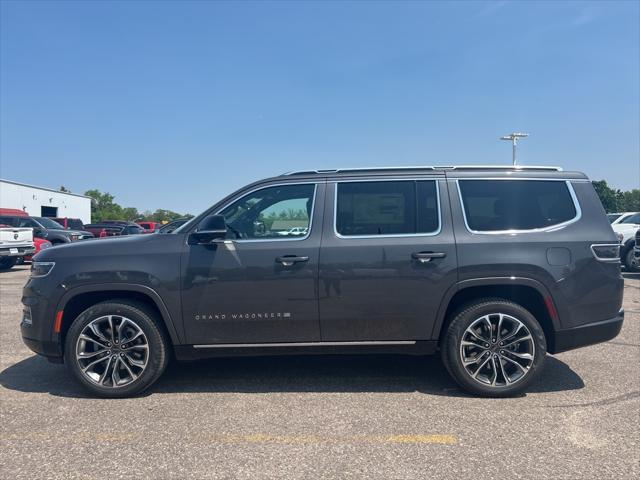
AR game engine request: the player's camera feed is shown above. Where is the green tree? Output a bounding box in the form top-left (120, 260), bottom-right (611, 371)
top-left (85, 189), bottom-right (124, 222)
top-left (620, 189), bottom-right (640, 211)
top-left (592, 180), bottom-right (620, 213)
top-left (84, 189), bottom-right (192, 223)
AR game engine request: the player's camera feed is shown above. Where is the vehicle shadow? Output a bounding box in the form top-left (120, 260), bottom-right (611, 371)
top-left (622, 271), bottom-right (640, 280)
top-left (0, 353), bottom-right (584, 399)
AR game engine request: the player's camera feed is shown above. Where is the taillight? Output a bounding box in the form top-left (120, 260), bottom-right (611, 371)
top-left (590, 244), bottom-right (620, 262)
top-left (100, 229), bottom-right (107, 238)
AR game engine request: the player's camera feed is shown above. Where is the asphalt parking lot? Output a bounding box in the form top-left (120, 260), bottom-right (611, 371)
top-left (0, 265), bottom-right (638, 479)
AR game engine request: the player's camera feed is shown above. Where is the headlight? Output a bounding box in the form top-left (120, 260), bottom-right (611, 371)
top-left (616, 233), bottom-right (624, 244)
top-left (30, 261), bottom-right (55, 277)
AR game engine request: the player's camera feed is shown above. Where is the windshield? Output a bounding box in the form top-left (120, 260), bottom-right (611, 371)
top-left (34, 217), bottom-right (65, 229)
top-left (607, 214), bottom-right (622, 224)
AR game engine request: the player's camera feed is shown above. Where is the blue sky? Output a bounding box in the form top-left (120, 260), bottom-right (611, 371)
top-left (1, 0), bottom-right (638, 214)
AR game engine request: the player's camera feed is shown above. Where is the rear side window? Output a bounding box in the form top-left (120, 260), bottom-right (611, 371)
top-left (336, 180), bottom-right (439, 236)
top-left (458, 180), bottom-right (578, 232)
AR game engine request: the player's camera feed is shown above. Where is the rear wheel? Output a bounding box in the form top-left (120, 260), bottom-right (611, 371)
top-left (441, 299), bottom-right (547, 397)
top-left (0, 257), bottom-right (17, 271)
top-left (64, 301), bottom-right (170, 398)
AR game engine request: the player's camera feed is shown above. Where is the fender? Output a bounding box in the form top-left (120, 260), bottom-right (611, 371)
top-left (430, 276), bottom-right (559, 340)
top-left (56, 283), bottom-right (183, 344)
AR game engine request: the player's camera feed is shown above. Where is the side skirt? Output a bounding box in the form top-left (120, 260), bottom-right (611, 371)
top-left (174, 340), bottom-right (437, 361)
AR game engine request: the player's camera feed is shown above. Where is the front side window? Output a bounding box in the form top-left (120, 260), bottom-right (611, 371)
top-left (219, 184), bottom-right (315, 240)
top-left (336, 180), bottom-right (439, 236)
top-left (458, 180), bottom-right (578, 232)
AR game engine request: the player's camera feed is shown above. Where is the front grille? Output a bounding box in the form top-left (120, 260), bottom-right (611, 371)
top-left (635, 230), bottom-right (640, 244)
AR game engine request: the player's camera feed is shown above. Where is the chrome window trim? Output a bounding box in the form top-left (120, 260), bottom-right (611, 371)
top-left (456, 179), bottom-right (582, 235)
top-left (590, 244), bottom-right (622, 263)
top-left (332, 178), bottom-right (443, 239)
top-left (210, 182), bottom-right (319, 243)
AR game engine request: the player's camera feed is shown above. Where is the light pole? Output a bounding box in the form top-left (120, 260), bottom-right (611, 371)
top-left (500, 132), bottom-right (529, 165)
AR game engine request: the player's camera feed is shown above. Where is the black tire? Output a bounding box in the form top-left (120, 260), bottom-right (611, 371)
top-left (623, 247), bottom-right (638, 272)
top-left (0, 257), bottom-right (17, 271)
top-left (64, 300), bottom-right (170, 398)
top-left (441, 298), bottom-right (547, 397)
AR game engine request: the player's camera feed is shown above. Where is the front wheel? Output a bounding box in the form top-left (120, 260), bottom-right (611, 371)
top-left (64, 301), bottom-right (170, 398)
top-left (441, 299), bottom-right (547, 397)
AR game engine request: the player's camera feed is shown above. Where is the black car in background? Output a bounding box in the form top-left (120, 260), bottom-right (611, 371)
top-left (0, 215), bottom-right (93, 244)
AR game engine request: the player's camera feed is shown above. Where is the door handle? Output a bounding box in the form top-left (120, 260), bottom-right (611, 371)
top-left (276, 256), bottom-right (309, 267)
top-left (411, 252), bottom-right (446, 264)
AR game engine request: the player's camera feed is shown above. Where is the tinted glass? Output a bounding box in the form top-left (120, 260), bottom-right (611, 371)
top-left (621, 213), bottom-right (640, 224)
top-left (459, 180), bottom-right (577, 232)
top-left (17, 218), bottom-right (41, 228)
top-left (336, 180), bottom-right (439, 236)
top-left (0, 216), bottom-right (19, 227)
top-left (34, 217), bottom-right (65, 229)
top-left (219, 184), bottom-right (315, 239)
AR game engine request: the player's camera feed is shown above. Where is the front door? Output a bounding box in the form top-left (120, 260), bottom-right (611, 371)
top-left (181, 182), bottom-right (324, 344)
top-left (318, 178), bottom-right (457, 341)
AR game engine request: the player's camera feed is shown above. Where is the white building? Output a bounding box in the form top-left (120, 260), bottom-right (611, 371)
top-left (0, 179), bottom-right (92, 223)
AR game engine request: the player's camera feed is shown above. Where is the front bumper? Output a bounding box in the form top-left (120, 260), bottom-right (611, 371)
top-left (552, 310), bottom-right (624, 354)
top-left (21, 280), bottom-right (64, 362)
top-left (1, 246), bottom-right (36, 257)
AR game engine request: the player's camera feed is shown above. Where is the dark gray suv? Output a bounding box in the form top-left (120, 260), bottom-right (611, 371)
top-left (21, 166), bottom-right (624, 398)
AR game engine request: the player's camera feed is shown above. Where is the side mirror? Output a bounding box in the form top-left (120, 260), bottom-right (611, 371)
top-left (188, 215), bottom-right (227, 245)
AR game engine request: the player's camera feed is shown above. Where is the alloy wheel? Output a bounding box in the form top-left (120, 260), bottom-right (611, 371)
top-left (459, 313), bottom-right (535, 387)
top-left (75, 315), bottom-right (149, 388)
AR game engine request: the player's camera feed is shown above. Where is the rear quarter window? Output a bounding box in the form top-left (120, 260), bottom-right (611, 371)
top-left (458, 180), bottom-right (578, 232)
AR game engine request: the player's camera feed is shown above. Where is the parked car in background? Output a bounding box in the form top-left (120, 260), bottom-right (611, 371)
top-left (157, 218), bottom-right (190, 233)
top-left (609, 212), bottom-right (639, 225)
top-left (611, 212), bottom-right (640, 271)
top-left (22, 165), bottom-right (623, 398)
top-left (22, 237), bottom-right (53, 263)
top-left (52, 217), bottom-right (85, 231)
top-left (84, 222), bottom-right (146, 238)
top-left (0, 225), bottom-right (34, 270)
top-left (136, 221), bottom-right (161, 233)
top-left (0, 208), bottom-right (28, 217)
top-left (0, 215), bottom-right (93, 244)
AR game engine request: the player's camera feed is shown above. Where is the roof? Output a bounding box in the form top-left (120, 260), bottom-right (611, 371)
top-left (0, 178), bottom-right (91, 199)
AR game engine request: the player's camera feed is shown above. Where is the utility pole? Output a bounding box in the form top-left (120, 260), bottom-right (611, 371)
top-left (500, 132), bottom-right (529, 165)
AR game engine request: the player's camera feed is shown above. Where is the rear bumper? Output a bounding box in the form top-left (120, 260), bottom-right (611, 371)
top-left (0, 246), bottom-right (35, 257)
top-left (552, 310), bottom-right (624, 354)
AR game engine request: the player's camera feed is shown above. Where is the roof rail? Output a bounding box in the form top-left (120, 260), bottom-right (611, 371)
top-left (281, 165), bottom-right (562, 176)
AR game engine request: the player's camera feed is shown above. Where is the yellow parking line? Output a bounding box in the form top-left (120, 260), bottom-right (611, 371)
top-left (1, 432), bottom-right (458, 445)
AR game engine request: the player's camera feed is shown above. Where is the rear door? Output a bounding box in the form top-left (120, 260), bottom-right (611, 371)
top-left (318, 176), bottom-right (457, 341)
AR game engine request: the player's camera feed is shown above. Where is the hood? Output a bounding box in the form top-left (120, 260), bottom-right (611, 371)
top-left (33, 231), bottom-right (181, 262)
